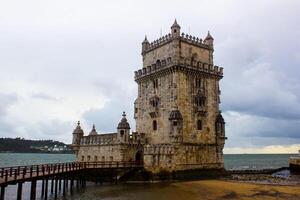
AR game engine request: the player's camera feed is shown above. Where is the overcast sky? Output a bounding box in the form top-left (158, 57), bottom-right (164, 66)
top-left (0, 0), bottom-right (299, 153)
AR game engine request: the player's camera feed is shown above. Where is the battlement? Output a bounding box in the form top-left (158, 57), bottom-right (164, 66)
top-left (80, 133), bottom-right (116, 145)
top-left (143, 32), bottom-right (211, 53)
top-left (79, 132), bottom-right (145, 145)
top-left (134, 57), bottom-right (223, 81)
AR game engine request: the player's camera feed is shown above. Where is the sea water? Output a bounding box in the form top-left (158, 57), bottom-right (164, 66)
top-left (0, 153), bottom-right (295, 169)
top-left (0, 153), bottom-right (297, 200)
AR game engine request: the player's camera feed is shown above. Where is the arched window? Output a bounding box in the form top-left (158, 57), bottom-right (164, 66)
top-left (195, 95), bottom-right (205, 107)
top-left (120, 130), bottom-right (124, 136)
top-left (197, 120), bottom-right (202, 130)
top-left (153, 120), bottom-right (157, 131)
top-left (153, 79), bottom-right (159, 89)
top-left (195, 78), bottom-right (201, 87)
top-left (156, 59), bottom-right (161, 67)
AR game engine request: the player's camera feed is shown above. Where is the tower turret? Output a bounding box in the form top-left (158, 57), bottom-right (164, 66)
top-left (142, 36), bottom-right (149, 55)
top-left (89, 124), bottom-right (98, 135)
top-left (171, 19), bottom-right (181, 37)
top-left (117, 112), bottom-right (130, 143)
top-left (204, 31), bottom-right (214, 48)
top-left (71, 121), bottom-right (84, 155)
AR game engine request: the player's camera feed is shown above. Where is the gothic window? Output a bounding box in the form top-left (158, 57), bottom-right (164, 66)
top-left (156, 60), bottom-right (161, 67)
top-left (150, 96), bottom-right (159, 107)
top-left (87, 155), bottom-right (91, 161)
top-left (195, 95), bottom-right (205, 107)
top-left (197, 120), bottom-right (202, 130)
top-left (81, 156), bottom-right (84, 161)
top-left (101, 156), bottom-right (105, 161)
top-left (135, 107), bottom-right (138, 113)
top-left (94, 156), bottom-right (97, 161)
top-left (153, 79), bottom-right (159, 89)
top-left (167, 57), bottom-right (172, 64)
top-left (110, 156), bottom-right (113, 161)
top-left (195, 78), bottom-right (201, 87)
top-left (153, 120), bottom-right (157, 131)
top-left (191, 53), bottom-right (198, 66)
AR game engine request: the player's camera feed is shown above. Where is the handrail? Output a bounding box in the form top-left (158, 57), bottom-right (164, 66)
top-left (0, 161), bottom-right (143, 184)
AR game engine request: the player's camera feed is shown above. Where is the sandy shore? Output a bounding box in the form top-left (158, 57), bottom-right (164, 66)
top-left (173, 180), bottom-right (300, 200)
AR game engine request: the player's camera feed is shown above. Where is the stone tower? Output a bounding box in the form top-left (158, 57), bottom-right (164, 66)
top-left (134, 20), bottom-right (226, 172)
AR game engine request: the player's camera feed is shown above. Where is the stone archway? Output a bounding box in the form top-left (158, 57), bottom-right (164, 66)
top-left (135, 150), bottom-right (143, 164)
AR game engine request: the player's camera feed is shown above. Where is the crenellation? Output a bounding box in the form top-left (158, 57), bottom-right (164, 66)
top-left (135, 57), bottom-right (223, 81)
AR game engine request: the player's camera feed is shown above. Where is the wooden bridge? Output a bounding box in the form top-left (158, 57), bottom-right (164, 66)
top-left (0, 161), bottom-right (143, 200)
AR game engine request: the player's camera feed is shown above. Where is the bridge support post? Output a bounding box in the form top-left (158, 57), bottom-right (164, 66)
top-left (30, 180), bottom-right (37, 200)
top-left (70, 179), bottom-right (74, 194)
top-left (44, 178), bottom-right (48, 200)
top-left (0, 185), bottom-right (6, 200)
top-left (51, 177), bottom-right (54, 193)
top-left (63, 179), bottom-right (66, 196)
top-left (54, 177), bottom-right (58, 198)
top-left (59, 178), bottom-right (62, 191)
top-left (41, 179), bottom-right (45, 197)
top-left (17, 182), bottom-right (23, 200)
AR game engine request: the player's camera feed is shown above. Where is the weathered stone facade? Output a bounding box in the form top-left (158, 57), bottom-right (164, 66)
top-left (71, 20), bottom-right (226, 173)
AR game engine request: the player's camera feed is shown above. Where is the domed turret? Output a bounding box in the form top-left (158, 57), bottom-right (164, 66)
top-left (215, 112), bottom-right (225, 136)
top-left (117, 112), bottom-right (130, 129)
top-left (117, 112), bottom-right (130, 143)
top-left (204, 31), bottom-right (214, 47)
top-left (72, 121), bottom-right (84, 154)
top-left (73, 121), bottom-right (84, 136)
top-left (89, 124), bottom-right (98, 135)
top-left (142, 35), bottom-right (150, 54)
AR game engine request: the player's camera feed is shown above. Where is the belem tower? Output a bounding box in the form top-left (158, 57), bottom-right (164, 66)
top-left (71, 20), bottom-right (226, 173)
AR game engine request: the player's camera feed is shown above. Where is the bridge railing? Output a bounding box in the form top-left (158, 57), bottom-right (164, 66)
top-left (0, 161), bottom-right (143, 183)
top-left (0, 162), bottom-right (82, 183)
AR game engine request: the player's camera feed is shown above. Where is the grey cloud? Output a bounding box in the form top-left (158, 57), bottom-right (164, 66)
top-left (0, 0), bottom-right (300, 150)
top-left (31, 93), bottom-right (59, 101)
top-left (0, 93), bottom-right (18, 137)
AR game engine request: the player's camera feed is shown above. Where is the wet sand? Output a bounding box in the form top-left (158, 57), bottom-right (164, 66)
top-left (3, 179), bottom-right (300, 200)
top-left (174, 180), bottom-right (300, 200)
top-left (48, 180), bottom-right (300, 200)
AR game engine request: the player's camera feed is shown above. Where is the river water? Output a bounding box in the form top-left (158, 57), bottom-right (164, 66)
top-left (0, 153), bottom-right (297, 200)
top-left (0, 153), bottom-right (295, 169)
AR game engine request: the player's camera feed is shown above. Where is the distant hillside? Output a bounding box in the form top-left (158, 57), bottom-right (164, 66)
top-left (0, 138), bottom-right (74, 153)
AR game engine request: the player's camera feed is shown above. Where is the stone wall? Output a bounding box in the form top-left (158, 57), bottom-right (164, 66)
top-left (143, 144), bottom-right (223, 172)
top-left (77, 143), bottom-right (140, 162)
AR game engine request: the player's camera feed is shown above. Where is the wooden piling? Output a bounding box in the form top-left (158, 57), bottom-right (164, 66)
top-left (17, 182), bottom-right (23, 200)
top-left (54, 177), bottom-right (58, 198)
top-left (30, 180), bottom-right (37, 200)
top-left (41, 179), bottom-right (45, 197)
top-left (44, 178), bottom-right (48, 200)
top-left (0, 186), bottom-right (5, 200)
top-left (51, 177), bottom-right (54, 193)
top-left (59, 178), bottom-right (62, 191)
top-left (63, 179), bottom-right (66, 196)
top-left (70, 179), bottom-right (74, 194)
